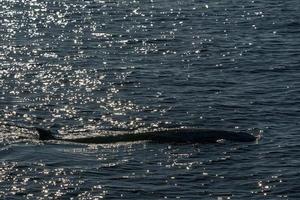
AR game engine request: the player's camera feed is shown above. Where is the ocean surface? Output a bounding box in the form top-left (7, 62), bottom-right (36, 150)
top-left (0, 0), bottom-right (299, 199)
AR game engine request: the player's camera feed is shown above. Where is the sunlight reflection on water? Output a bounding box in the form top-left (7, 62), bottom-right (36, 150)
top-left (1, 0), bottom-right (300, 199)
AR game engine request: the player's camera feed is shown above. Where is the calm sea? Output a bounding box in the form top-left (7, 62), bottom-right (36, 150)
top-left (0, 0), bottom-right (299, 199)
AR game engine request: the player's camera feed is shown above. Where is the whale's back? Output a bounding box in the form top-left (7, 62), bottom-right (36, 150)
top-left (36, 127), bottom-right (256, 144)
top-left (146, 128), bottom-right (256, 143)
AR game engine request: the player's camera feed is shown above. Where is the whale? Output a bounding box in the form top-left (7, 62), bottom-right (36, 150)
top-left (36, 127), bottom-right (257, 144)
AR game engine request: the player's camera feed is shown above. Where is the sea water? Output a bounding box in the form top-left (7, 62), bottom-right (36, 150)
top-left (0, 0), bottom-right (299, 199)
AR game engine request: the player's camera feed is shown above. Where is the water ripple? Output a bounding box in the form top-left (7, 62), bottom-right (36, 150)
top-left (1, 0), bottom-right (299, 199)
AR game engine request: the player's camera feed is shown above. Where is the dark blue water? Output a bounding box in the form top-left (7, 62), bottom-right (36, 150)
top-left (1, 0), bottom-right (299, 199)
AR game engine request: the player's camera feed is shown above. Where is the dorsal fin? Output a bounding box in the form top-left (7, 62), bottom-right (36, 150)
top-left (36, 128), bottom-right (56, 140)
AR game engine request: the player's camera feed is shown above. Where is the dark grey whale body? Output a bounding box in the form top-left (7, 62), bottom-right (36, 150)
top-left (36, 128), bottom-right (256, 144)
